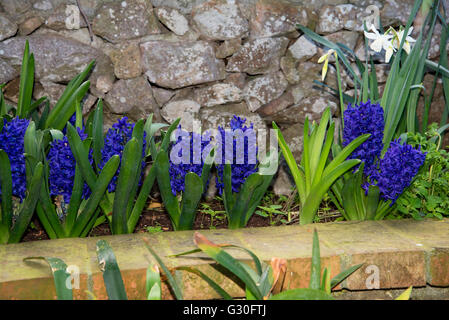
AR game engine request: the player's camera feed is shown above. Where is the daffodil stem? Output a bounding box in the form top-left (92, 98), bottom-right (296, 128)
top-left (335, 56), bottom-right (345, 129)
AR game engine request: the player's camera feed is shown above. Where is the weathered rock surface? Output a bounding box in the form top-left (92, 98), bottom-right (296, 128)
top-left (0, 34), bottom-right (114, 94)
top-left (226, 37), bottom-right (289, 75)
top-left (0, 13), bottom-right (18, 41)
top-left (192, 0), bottom-right (249, 40)
top-left (381, 0), bottom-right (415, 26)
top-left (161, 99), bottom-right (201, 131)
top-left (317, 4), bottom-right (365, 33)
top-left (194, 83), bottom-right (242, 107)
top-left (18, 16), bottom-right (43, 35)
top-left (45, 3), bottom-right (87, 31)
top-left (288, 35), bottom-right (318, 62)
top-left (215, 38), bottom-right (242, 59)
top-left (268, 94), bottom-right (338, 124)
top-left (34, 80), bottom-right (97, 114)
top-left (109, 43), bottom-right (142, 79)
top-left (150, 0), bottom-right (208, 15)
top-left (105, 76), bottom-right (158, 121)
top-left (0, 58), bottom-right (18, 84)
top-left (140, 40), bottom-right (226, 89)
top-left (93, 0), bottom-right (161, 43)
top-left (200, 102), bottom-right (267, 132)
top-left (155, 7), bottom-right (189, 36)
top-left (152, 87), bottom-right (175, 106)
top-left (249, 0), bottom-right (309, 38)
top-left (243, 71), bottom-right (289, 112)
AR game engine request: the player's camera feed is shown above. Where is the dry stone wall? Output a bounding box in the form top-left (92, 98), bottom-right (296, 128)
top-left (0, 0), bottom-right (447, 194)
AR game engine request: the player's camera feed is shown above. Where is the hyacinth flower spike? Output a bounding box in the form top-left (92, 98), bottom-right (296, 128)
top-left (0, 118), bottom-right (44, 244)
top-left (216, 116), bottom-right (278, 229)
top-left (155, 125), bottom-right (214, 231)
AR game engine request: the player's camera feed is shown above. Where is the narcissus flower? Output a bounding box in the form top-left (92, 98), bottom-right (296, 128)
top-left (364, 24), bottom-right (395, 62)
top-left (318, 49), bottom-right (337, 81)
top-left (391, 26), bottom-right (416, 54)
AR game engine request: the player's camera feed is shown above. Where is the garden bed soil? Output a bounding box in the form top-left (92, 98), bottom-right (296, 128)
top-left (20, 194), bottom-right (341, 242)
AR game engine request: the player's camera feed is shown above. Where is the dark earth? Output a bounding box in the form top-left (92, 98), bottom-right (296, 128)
top-left (20, 191), bottom-right (341, 242)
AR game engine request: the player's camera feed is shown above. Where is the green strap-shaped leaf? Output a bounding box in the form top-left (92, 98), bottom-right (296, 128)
top-left (154, 151), bottom-right (181, 229)
top-left (194, 234), bottom-right (263, 300)
top-left (309, 230), bottom-right (321, 290)
top-left (330, 263), bottom-right (363, 289)
top-left (272, 122), bottom-right (306, 204)
top-left (45, 61), bottom-right (94, 129)
top-left (178, 172), bottom-right (203, 230)
top-left (92, 99), bottom-right (104, 171)
top-left (143, 238), bottom-right (184, 300)
top-left (9, 162), bottom-right (43, 243)
top-left (146, 265), bottom-right (162, 300)
top-left (23, 257), bottom-right (73, 300)
top-left (112, 138), bottom-right (140, 234)
top-left (70, 155), bottom-right (119, 237)
top-left (17, 41), bottom-right (34, 119)
top-left (222, 163), bottom-right (235, 215)
top-left (127, 163), bottom-right (157, 233)
top-left (228, 173), bottom-right (263, 229)
top-left (300, 159), bottom-right (360, 225)
top-left (0, 150), bottom-right (13, 229)
top-left (269, 288), bottom-right (334, 300)
top-left (96, 240), bottom-right (127, 300)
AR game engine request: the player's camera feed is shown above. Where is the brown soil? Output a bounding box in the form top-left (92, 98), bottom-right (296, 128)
top-left (20, 193), bottom-right (341, 242)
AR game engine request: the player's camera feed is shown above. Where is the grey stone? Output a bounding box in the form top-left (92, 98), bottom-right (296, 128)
top-left (155, 7), bottom-right (189, 36)
top-left (150, 0), bottom-right (208, 15)
top-left (273, 166), bottom-right (295, 196)
top-left (226, 37), bottom-right (289, 75)
top-left (140, 40), bottom-right (226, 89)
top-left (194, 83), bottom-right (242, 107)
top-left (288, 35), bottom-right (318, 61)
top-left (200, 102), bottom-right (267, 132)
top-left (18, 16), bottom-right (43, 35)
top-left (109, 43), bottom-right (142, 79)
top-left (268, 93), bottom-right (338, 124)
top-left (381, 0), bottom-right (415, 26)
top-left (316, 4), bottom-right (366, 34)
top-left (215, 38), bottom-right (242, 59)
top-left (0, 34), bottom-right (114, 94)
top-left (105, 76), bottom-right (158, 121)
top-left (0, 58), bottom-right (18, 84)
top-left (93, 0), bottom-right (161, 43)
top-left (45, 3), bottom-right (87, 31)
top-left (249, 0), bottom-right (309, 38)
top-left (0, 13), bottom-right (18, 41)
top-left (152, 87), bottom-right (175, 106)
top-left (191, 0), bottom-right (249, 40)
top-left (243, 71), bottom-right (288, 112)
top-left (34, 80), bottom-right (97, 114)
top-left (161, 99), bottom-right (201, 131)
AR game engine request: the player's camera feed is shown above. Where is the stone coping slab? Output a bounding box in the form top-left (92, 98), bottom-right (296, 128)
top-left (0, 219), bottom-right (448, 299)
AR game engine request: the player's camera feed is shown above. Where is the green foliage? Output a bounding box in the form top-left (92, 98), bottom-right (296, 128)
top-left (273, 107), bottom-right (369, 224)
top-left (255, 205), bottom-right (286, 225)
top-left (199, 203), bottom-right (226, 229)
top-left (172, 230), bottom-right (362, 300)
top-left (396, 126), bottom-right (449, 219)
top-left (220, 151), bottom-right (278, 229)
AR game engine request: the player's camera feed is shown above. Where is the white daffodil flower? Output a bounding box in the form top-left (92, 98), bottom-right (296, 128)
top-left (391, 27), bottom-right (416, 54)
top-left (318, 49), bottom-right (337, 81)
top-left (364, 25), bottom-right (395, 63)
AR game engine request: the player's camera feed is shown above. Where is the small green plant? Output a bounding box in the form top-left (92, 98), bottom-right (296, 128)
top-left (396, 126), bottom-right (449, 219)
top-left (273, 107), bottom-right (370, 225)
top-left (255, 205), bottom-right (286, 225)
top-left (199, 203), bottom-right (226, 229)
top-left (146, 223), bottom-right (163, 235)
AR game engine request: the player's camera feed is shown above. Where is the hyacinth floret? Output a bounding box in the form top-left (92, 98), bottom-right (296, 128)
top-left (0, 117), bottom-right (30, 200)
top-left (168, 126), bottom-right (211, 195)
top-left (47, 127), bottom-right (92, 203)
top-left (366, 139), bottom-right (426, 203)
top-left (100, 117), bottom-right (146, 193)
top-left (343, 100), bottom-right (384, 177)
top-left (216, 116), bottom-right (258, 194)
